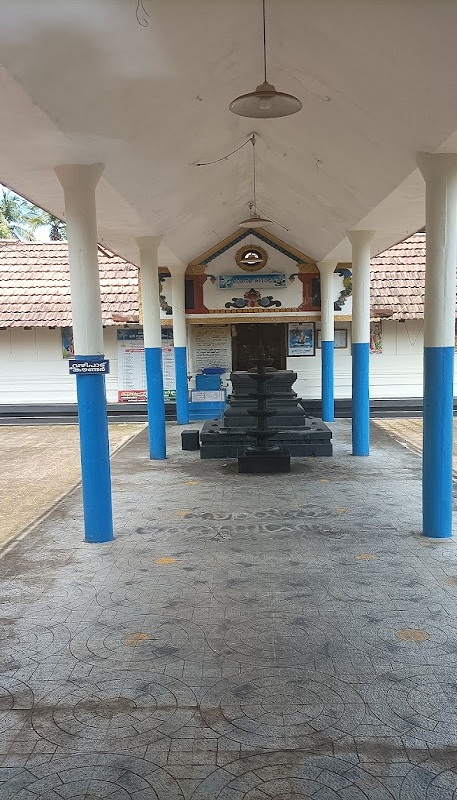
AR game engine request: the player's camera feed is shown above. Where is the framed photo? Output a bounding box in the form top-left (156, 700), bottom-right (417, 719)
top-left (288, 322), bottom-right (315, 357)
top-left (61, 326), bottom-right (74, 359)
top-left (370, 321), bottom-right (383, 354)
top-left (316, 328), bottom-right (348, 349)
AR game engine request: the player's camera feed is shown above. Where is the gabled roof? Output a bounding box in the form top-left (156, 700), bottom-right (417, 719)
top-left (0, 241), bottom-right (139, 327)
top-left (0, 231), bottom-right (441, 327)
top-left (371, 232), bottom-right (426, 320)
top-left (188, 227), bottom-right (316, 267)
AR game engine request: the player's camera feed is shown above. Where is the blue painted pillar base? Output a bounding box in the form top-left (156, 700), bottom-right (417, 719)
top-left (174, 346), bottom-right (189, 425)
top-left (145, 347), bottom-right (166, 459)
top-left (75, 356), bottom-right (113, 543)
top-left (321, 340), bottom-right (335, 422)
top-left (352, 342), bottom-right (370, 456)
top-left (423, 346), bottom-right (454, 538)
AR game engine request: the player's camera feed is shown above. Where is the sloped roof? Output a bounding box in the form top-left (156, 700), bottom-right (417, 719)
top-left (0, 241), bottom-right (139, 327)
top-left (371, 232), bottom-right (425, 319)
top-left (0, 232), bottom-right (437, 327)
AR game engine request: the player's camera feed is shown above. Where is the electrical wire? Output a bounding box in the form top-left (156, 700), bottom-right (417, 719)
top-left (193, 135), bottom-right (255, 167)
top-left (136, 0), bottom-right (149, 27)
top-left (262, 0), bottom-right (267, 82)
top-left (252, 135), bottom-right (257, 211)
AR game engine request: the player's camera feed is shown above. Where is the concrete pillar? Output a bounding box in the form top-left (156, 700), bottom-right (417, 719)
top-left (55, 163), bottom-right (113, 543)
top-left (170, 265), bottom-right (189, 424)
top-left (136, 236), bottom-right (166, 459)
top-left (417, 153), bottom-right (457, 538)
top-left (317, 261), bottom-right (338, 421)
top-left (347, 230), bottom-right (374, 456)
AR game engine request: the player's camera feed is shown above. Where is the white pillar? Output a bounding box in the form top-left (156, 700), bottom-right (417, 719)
top-left (417, 152), bottom-right (457, 538)
top-left (169, 265), bottom-right (189, 424)
top-left (347, 230), bottom-right (375, 456)
top-left (317, 261), bottom-right (337, 422)
top-left (170, 265), bottom-right (187, 347)
top-left (55, 163), bottom-right (113, 543)
top-left (55, 164), bottom-right (104, 355)
top-left (136, 236), bottom-right (166, 459)
top-left (137, 236), bottom-right (163, 348)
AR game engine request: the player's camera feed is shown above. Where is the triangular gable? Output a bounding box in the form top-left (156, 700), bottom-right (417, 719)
top-left (187, 227), bottom-right (316, 268)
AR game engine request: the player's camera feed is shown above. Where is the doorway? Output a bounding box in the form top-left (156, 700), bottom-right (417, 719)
top-left (232, 323), bottom-right (287, 371)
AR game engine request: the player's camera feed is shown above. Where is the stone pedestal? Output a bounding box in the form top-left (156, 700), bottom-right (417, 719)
top-left (225, 370), bottom-right (306, 428)
top-left (199, 368), bottom-right (332, 459)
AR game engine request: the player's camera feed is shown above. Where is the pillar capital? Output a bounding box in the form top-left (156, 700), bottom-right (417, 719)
top-left (55, 163), bottom-right (104, 192)
top-left (417, 152), bottom-right (457, 183)
top-left (346, 230), bottom-right (375, 249)
top-left (168, 263), bottom-right (187, 277)
top-left (316, 260), bottom-right (338, 276)
top-left (135, 235), bottom-right (162, 259)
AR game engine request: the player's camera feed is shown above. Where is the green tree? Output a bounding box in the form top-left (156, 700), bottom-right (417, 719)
top-left (0, 187), bottom-right (66, 241)
top-left (29, 210), bottom-right (66, 241)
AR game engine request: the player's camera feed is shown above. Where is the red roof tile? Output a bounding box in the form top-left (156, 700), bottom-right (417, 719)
top-left (0, 232), bottom-right (442, 326)
top-left (371, 232), bottom-right (426, 319)
top-left (0, 241), bottom-right (139, 327)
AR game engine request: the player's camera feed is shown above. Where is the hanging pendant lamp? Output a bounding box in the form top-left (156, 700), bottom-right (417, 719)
top-left (238, 135), bottom-right (272, 228)
top-left (230, 0), bottom-right (302, 119)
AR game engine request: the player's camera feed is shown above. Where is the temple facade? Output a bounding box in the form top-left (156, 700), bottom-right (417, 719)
top-left (0, 230), bottom-right (436, 407)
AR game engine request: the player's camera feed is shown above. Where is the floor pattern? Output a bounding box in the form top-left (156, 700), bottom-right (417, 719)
top-left (0, 420), bottom-right (457, 798)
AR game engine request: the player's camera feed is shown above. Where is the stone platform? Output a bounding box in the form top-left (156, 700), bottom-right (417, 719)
top-left (200, 416), bottom-right (332, 458)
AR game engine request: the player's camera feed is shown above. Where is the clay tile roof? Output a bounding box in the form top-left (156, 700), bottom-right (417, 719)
top-left (371, 232), bottom-right (427, 320)
top-left (0, 241), bottom-right (139, 327)
top-left (0, 231), bottom-right (447, 326)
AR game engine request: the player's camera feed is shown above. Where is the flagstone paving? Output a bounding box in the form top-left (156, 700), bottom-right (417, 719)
top-left (373, 417), bottom-right (457, 475)
top-left (0, 423), bottom-right (146, 548)
top-left (0, 419), bottom-right (457, 799)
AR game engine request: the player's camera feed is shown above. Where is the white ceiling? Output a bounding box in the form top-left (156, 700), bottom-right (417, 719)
top-left (1, 0), bottom-right (457, 266)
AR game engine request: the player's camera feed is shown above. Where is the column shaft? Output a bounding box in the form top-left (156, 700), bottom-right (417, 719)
top-left (136, 237), bottom-right (166, 459)
top-left (317, 261), bottom-right (337, 422)
top-left (171, 269), bottom-right (189, 424)
top-left (348, 230), bottom-right (374, 456)
top-left (417, 153), bottom-right (457, 538)
top-left (55, 164), bottom-right (113, 543)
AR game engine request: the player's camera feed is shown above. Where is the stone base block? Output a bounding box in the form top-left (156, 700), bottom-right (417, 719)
top-left (238, 453), bottom-right (291, 473)
top-left (200, 417), bottom-right (332, 459)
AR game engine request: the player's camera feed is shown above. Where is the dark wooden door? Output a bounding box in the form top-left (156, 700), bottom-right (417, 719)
top-left (232, 323), bottom-right (286, 371)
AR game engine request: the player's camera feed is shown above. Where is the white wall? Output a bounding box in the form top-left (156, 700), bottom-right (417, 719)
top-left (290, 319), bottom-right (425, 400)
top-left (0, 319), bottom-right (441, 405)
top-left (0, 327), bottom-right (119, 404)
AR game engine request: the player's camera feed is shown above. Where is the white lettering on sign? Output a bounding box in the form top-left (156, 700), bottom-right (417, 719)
top-left (69, 359), bottom-right (109, 374)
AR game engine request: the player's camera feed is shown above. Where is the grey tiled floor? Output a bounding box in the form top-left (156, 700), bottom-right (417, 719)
top-left (1, 420), bottom-right (457, 799)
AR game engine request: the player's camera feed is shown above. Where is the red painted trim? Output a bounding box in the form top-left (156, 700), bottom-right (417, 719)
top-left (298, 274), bottom-right (320, 311)
top-left (186, 275), bottom-right (209, 313)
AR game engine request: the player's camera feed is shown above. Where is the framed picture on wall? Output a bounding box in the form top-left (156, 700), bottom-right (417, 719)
top-left (370, 321), bottom-right (383, 353)
top-left (288, 322), bottom-right (315, 356)
top-left (316, 329), bottom-right (348, 349)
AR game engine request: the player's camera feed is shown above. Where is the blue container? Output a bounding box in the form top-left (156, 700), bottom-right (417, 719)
top-left (201, 367), bottom-right (225, 375)
top-left (196, 374), bottom-right (221, 391)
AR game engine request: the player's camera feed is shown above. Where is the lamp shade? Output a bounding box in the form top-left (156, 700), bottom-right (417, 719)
top-left (238, 212), bottom-right (272, 229)
top-left (229, 80), bottom-right (302, 119)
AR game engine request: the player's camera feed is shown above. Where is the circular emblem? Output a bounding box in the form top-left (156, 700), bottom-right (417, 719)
top-left (235, 244), bottom-right (268, 271)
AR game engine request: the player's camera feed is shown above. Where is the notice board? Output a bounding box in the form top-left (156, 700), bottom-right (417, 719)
top-left (193, 326), bottom-right (232, 372)
top-left (117, 328), bottom-right (176, 402)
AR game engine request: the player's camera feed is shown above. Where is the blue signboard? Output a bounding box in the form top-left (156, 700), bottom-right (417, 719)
top-left (218, 273), bottom-right (286, 289)
top-left (69, 359), bottom-right (110, 375)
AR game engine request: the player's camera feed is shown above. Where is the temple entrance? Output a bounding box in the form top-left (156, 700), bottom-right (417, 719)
top-left (232, 323), bottom-right (287, 371)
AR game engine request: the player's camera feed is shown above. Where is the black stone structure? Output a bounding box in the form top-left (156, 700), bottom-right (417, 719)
top-left (200, 367), bottom-right (333, 459)
top-left (238, 356), bottom-right (291, 474)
